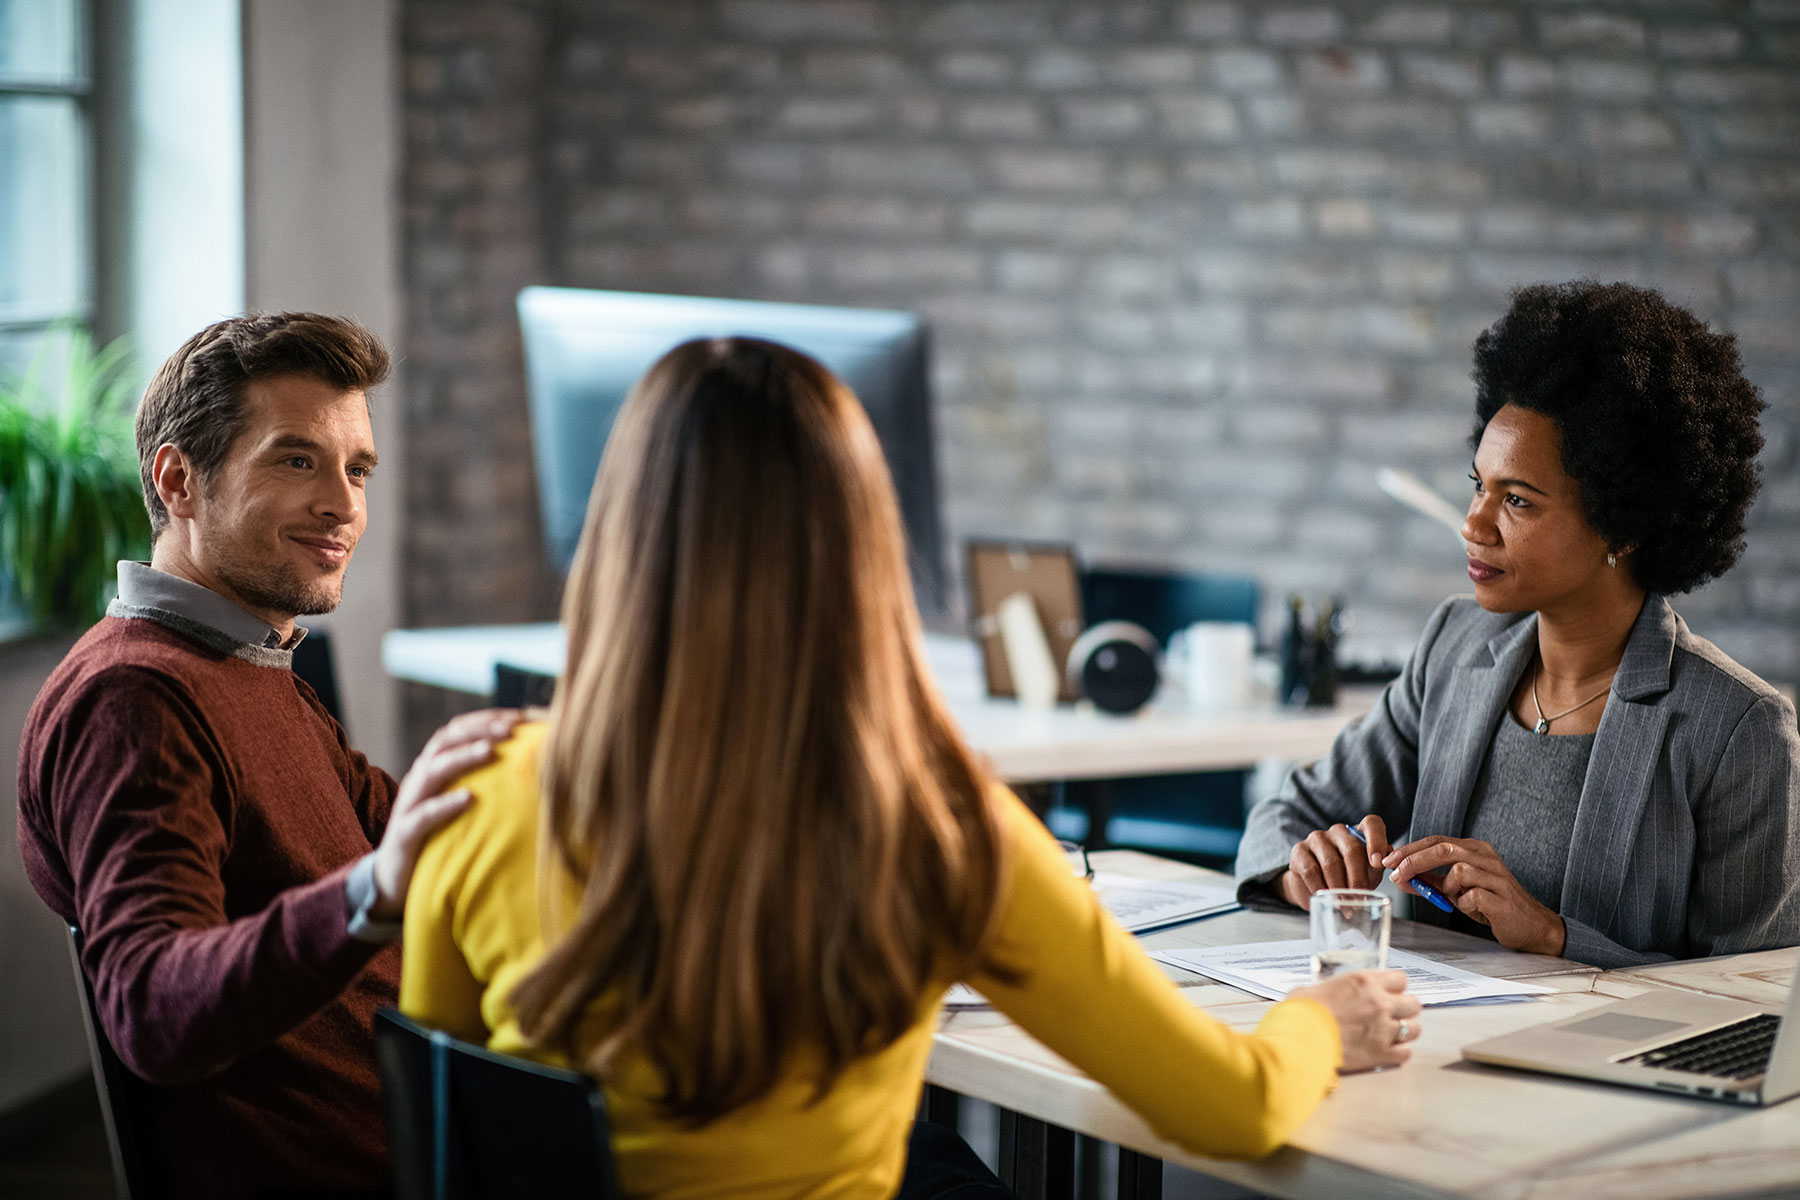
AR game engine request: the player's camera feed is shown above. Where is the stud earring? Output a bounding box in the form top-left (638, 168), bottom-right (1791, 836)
top-left (1606, 552), bottom-right (1618, 568)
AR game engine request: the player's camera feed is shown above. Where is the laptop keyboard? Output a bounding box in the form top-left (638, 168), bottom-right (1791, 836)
top-left (1623, 1013), bottom-right (1780, 1080)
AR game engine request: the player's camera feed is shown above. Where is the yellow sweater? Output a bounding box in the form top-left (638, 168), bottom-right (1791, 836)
top-left (402, 723), bottom-right (1340, 1198)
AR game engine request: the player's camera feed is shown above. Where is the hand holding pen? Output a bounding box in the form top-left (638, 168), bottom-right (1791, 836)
top-left (1279, 815), bottom-right (1455, 913)
top-left (1347, 823), bottom-right (1455, 913)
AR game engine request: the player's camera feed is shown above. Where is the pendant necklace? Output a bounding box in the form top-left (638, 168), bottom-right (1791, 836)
top-left (1530, 661), bottom-right (1612, 735)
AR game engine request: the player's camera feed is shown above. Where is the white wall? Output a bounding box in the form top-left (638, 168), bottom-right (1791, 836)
top-left (243, 0), bottom-right (404, 774)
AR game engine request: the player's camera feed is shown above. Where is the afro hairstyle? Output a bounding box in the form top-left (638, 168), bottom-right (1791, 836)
top-left (1470, 281), bottom-right (1764, 596)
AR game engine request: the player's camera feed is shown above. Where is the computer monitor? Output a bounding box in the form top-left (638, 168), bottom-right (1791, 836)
top-left (517, 286), bottom-right (946, 616)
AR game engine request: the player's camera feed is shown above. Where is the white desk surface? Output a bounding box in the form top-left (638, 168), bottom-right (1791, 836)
top-left (382, 624), bottom-right (1376, 784)
top-left (929, 850), bottom-right (1800, 1200)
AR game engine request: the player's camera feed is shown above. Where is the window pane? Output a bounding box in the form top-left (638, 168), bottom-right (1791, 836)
top-left (0, 325), bottom-right (41, 380)
top-left (0, 324), bottom-right (65, 637)
top-left (0, 0), bottom-right (84, 87)
top-left (0, 96), bottom-right (88, 324)
top-left (0, 324), bottom-right (77, 388)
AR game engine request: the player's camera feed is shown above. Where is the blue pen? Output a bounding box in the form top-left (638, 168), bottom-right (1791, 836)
top-left (1345, 825), bottom-right (1456, 913)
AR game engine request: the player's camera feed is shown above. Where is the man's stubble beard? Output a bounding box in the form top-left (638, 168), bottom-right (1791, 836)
top-left (206, 530), bottom-right (349, 619)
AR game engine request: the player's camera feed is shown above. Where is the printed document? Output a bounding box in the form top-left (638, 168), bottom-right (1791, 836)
top-left (1150, 940), bottom-right (1553, 1006)
top-left (942, 876), bottom-right (1241, 1009)
top-left (1092, 873), bottom-right (1239, 933)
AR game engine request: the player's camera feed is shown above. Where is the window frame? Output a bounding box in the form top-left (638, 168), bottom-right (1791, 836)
top-left (0, 0), bottom-right (96, 342)
top-left (0, 0), bottom-right (98, 639)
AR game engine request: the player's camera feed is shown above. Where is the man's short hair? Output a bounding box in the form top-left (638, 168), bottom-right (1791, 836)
top-left (135, 312), bottom-right (391, 539)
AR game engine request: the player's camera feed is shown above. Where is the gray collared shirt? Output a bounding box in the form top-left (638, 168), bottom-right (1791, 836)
top-left (111, 561), bottom-right (396, 942)
top-left (115, 560), bottom-right (300, 650)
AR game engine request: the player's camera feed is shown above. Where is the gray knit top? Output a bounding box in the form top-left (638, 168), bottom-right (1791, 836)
top-left (1461, 715), bottom-right (1596, 912)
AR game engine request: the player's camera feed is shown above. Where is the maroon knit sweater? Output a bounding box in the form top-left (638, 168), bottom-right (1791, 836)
top-left (16, 613), bottom-right (401, 1198)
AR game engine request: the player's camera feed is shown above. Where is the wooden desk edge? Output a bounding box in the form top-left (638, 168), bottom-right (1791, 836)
top-left (926, 1034), bottom-right (1459, 1200)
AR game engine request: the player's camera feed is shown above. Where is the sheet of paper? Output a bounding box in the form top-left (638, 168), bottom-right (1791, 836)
top-left (1092, 872), bottom-right (1240, 933)
top-left (943, 983), bottom-right (988, 1008)
top-left (941, 877), bottom-right (1241, 1010)
top-left (1151, 940), bottom-right (1553, 1006)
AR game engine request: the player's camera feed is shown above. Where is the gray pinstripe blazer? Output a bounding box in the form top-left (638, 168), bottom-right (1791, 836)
top-left (1235, 594), bottom-right (1800, 968)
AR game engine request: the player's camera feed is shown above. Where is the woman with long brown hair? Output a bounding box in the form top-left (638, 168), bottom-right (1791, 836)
top-left (401, 337), bottom-right (1418, 1197)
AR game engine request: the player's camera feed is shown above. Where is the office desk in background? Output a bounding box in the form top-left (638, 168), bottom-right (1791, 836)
top-left (381, 624), bottom-right (1377, 784)
top-left (934, 850), bottom-right (1800, 1200)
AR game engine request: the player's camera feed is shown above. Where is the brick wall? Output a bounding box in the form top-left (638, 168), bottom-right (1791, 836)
top-left (401, 0), bottom-right (1800, 743)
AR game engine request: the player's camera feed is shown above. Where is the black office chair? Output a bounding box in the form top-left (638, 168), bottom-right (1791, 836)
top-left (493, 662), bottom-right (557, 709)
top-left (65, 926), bottom-right (166, 1200)
top-left (292, 626), bottom-right (345, 724)
top-left (374, 1009), bottom-right (623, 1200)
top-left (1065, 568), bottom-right (1262, 866)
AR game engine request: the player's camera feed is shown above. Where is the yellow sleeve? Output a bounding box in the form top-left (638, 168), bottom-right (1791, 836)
top-left (966, 792), bottom-right (1341, 1159)
top-left (400, 834), bottom-right (485, 1040)
top-left (399, 722), bottom-right (551, 1045)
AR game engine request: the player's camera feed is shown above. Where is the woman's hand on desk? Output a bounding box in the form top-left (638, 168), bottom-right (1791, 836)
top-left (1277, 815), bottom-right (1393, 907)
top-left (1385, 837), bottom-right (1567, 957)
top-left (1290, 969), bottom-right (1420, 1073)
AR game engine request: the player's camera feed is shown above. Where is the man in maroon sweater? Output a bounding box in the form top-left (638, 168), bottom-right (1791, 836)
top-left (16, 313), bottom-right (512, 1197)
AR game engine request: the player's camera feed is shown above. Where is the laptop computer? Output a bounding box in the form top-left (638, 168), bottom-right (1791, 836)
top-left (1462, 956), bottom-right (1800, 1107)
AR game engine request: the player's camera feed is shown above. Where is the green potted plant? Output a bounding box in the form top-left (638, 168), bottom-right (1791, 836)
top-left (0, 327), bottom-right (151, 629)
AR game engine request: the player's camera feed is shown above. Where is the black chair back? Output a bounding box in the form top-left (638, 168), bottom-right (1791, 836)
top-left (1079, 567), bottom-right (1259, 648)
top-left (493, 663), bottom-right (558, 709)
top-left (374, 1009), bottom-right (623, 1200)
top-left (65, 926), bottom-right (165, 1200)
top-left (1069, 568), bottom-right (1263, 862)
top-left (292, 627), bottom-right (345, 724)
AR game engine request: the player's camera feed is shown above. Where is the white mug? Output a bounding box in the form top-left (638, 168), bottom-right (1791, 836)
top-left (1183, 621), bottom-right (1253, 711)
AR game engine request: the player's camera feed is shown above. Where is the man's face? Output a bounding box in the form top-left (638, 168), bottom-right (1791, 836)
top-left (189, 374), bottom-right (376, 628)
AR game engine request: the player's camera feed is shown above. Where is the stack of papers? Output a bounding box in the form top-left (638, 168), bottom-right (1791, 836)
top-left (1150, 940), bottom-right (1553, 1006)
top-left (943, 984), bottom-right (991, 1008)
top-left (1092, 873), bottom-right (1240, 933)
top-left (943, 875), bottom-right (1242, 1008)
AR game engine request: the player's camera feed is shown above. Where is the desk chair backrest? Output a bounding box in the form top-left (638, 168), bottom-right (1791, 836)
top-left (1079, 567), bottom-right (1259, 647)
top-left (374, 1009), bottom-right (624, 1200)
top-left (292, 627), bottom-right (344, 724)
top-left (493, 662), bottom-right (557, 709)
top-left (1073, 568), bottom-right (1262, 863)
top-left (64, 926), bottom-right (165, 1200)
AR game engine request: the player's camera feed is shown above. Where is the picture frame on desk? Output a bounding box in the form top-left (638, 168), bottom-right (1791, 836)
top-left (965, 540), bottom-right (1084, 703)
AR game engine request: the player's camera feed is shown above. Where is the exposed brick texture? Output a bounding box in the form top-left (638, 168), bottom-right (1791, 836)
top-left (402, 0), bottom-right (1800, 747)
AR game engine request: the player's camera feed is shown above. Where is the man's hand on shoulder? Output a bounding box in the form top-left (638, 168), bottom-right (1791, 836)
top-left (369, 709), bottom-right (523, 921)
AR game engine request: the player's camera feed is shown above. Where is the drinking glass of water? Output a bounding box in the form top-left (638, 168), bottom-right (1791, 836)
top-left (1309, 889), bottom-right (1391, 983)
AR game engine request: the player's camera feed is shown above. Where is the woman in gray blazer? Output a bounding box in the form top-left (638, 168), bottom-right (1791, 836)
top-left (1236, 282), bottom-right (1800, 969)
